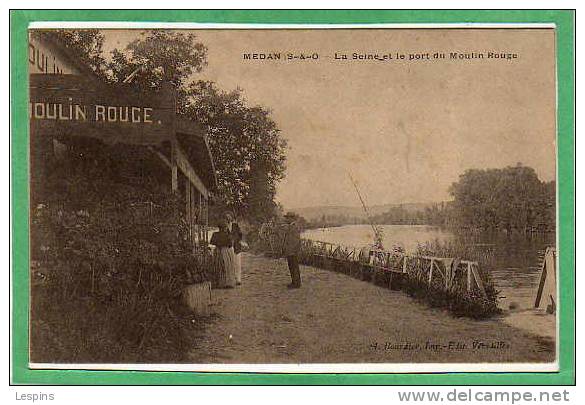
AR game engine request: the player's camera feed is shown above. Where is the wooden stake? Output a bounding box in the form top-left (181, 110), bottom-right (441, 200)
top-left (444, 260), bottom-right (450, 289)
top-left (471, 265), bottom-right (487, 298)
top-left (535, 247), bottom-right (555, 308)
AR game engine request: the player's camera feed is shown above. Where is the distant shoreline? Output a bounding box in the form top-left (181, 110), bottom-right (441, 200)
top-left (304, 223), bottom-right (556, 236)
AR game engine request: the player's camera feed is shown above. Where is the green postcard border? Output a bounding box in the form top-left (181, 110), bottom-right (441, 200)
top-left (10, 9), bottom-right (575, 385)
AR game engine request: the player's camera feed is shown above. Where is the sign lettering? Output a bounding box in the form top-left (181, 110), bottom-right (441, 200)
top-left (29, 102), bottom-right (157, 124)
top-left (28, 36), bottom-right (79, 75)
top-left (29, 74), bottom-right (175, 145)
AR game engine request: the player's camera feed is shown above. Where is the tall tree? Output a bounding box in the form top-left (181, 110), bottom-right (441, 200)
top-left (49, 29), bottom-right (109, 79)
top-left (108, 30), bottom-right (207, 99)
top-left (183, 80), bottom-right (287, 220)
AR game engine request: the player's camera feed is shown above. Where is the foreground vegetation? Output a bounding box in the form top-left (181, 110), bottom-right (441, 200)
top-left (30, 145), bottom-right (212, 363)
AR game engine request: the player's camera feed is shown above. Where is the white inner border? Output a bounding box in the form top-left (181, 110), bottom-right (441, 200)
top-left (26, 21), bottom-right (560, 374)
top-left (30, 362), bottom-right (558, 373)
top-left (30, 22), bottom-right (557, 29)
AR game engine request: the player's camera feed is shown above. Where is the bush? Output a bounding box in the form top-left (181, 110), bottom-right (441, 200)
top-left (401, 274), bottom-right (500, 319)
top-left (30, 151), bottom-right (212, 363)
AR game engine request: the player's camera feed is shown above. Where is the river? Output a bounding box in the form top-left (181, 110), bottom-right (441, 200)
top-left (302, 224), bottom-right (556, 312)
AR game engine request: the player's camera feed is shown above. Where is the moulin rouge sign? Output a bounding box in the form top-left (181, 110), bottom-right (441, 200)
top-left (29, 74), bottom-right (175, 145)
top-left (29, 36), bottom-right (175, 145)
top-left (29, 101), bottom-right (156, 124)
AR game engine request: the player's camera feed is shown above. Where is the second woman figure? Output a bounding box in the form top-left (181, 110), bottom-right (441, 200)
top-left (210, 222), bottom-right (237, 288)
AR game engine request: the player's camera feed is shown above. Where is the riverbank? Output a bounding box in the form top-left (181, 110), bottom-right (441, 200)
top-left (188, 253), bottom-right (554, 364)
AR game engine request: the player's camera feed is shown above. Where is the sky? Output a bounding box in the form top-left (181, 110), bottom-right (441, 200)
top-left (101, 28), bottom-right (556, 210)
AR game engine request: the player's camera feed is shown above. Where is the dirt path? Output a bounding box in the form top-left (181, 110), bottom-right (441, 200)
top-left (188, 253), bottom-right (554, 364)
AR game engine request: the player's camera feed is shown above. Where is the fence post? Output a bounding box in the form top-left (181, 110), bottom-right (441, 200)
top-left (402, 256), bottom-right (407, 273)
top-left (428, 259), bottom-right (434, 285)
top-left (471, 264), bottom-right (487, 298)
top-left (467, 262), bottom-right (472, 292)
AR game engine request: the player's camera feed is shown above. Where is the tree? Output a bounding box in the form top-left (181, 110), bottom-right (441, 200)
top-left (246, 159), bottom-right (279, 222)
top-left (108, 30), bottom-right (207, 101)
top-left (49, 30), bottom-right (109, 79)
top-left (448, 165), bottom-right (555, 232)
top-left (182, 80), bottom-right (287, 221)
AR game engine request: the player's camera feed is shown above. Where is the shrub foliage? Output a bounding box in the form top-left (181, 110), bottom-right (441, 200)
top-left (30, 145), bottom-right (211, 363)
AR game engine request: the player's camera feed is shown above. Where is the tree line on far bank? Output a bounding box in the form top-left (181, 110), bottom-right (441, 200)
top-left (309, 165), bottom-right (555, 234)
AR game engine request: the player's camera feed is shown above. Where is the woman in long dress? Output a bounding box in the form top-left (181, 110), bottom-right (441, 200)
top-left (210, 222), bottom-right (236, 288)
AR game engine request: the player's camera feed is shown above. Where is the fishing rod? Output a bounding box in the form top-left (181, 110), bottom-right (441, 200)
top-left (347, 172), bottom-right (384, 249)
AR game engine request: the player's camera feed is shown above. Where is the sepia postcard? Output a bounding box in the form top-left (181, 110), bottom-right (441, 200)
top-left (22, 21), bottom-right (565, 376)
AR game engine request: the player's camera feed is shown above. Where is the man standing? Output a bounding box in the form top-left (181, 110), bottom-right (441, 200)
top-left (281, 212), bottom-right (302, 289)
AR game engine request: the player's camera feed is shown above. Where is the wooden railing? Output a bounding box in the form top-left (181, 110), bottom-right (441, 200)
top-left (299, 239), bottom-right (487, 297)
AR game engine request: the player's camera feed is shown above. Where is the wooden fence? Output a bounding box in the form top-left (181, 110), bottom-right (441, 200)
top-left (299, 239), bottom-right (487, 297)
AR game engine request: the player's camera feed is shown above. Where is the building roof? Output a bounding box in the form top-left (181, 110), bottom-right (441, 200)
top-left (176, 119), bottom-right (218, 193)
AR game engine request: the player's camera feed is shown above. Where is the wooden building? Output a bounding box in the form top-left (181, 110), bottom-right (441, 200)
top-left (28, 31), bottom-right (218, 245)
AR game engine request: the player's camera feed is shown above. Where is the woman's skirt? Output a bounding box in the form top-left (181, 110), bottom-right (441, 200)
top-left (214, 247), bottom-right (237, 288)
